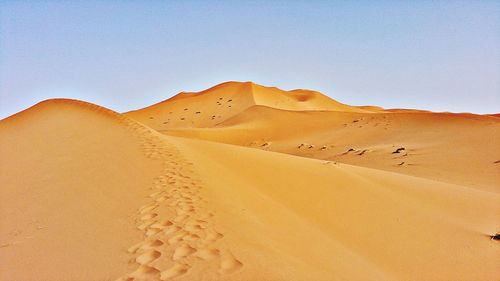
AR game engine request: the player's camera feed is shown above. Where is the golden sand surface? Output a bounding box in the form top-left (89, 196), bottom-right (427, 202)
top-left (1, 82), bottom-right (499, 280)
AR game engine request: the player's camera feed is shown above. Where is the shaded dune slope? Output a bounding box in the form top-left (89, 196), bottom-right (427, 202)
top-left (164, 105), bottom-right (500, 192)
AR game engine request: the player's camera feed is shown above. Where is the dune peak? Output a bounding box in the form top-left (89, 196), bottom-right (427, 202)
top-left (124, 81), bottom-right (371, 130)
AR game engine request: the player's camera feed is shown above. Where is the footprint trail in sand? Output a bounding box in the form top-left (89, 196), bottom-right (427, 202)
top-left (116, 131), bottom-right (242, 280)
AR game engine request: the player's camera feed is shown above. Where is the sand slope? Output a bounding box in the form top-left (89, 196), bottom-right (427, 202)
top-left (126, 82), bottom-right (499, 192)
top-left (170, 136), bottom-right (500, 281)
top-left (124, 81), bottom-right (368, 129)
top-left (1, 84), bottom-right (499, 280)
top-left (0, 100), bottom-right (164, 280)
top-left (0, 100), bottom-right (259, 281)
top-left (165, 106), bottom-right (500, 192)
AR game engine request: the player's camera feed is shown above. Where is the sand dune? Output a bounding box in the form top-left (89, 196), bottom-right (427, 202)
top-left (125, 81), bottom-right (369, 129)
top-left (168, 136), bottom-right (499, 281)
top-left (0, 100), bottom-right (164, 280)
top-left (129, 82), bottom-right (499, 192)
top-left (1, 82), bottom-right (499, 280)
top-left (165, 105), bottom-right (500, 192)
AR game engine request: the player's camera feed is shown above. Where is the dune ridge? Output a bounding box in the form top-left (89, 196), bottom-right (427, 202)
top-left (124, 81), bottom-right (369, 130)
top-left (125, 82), bottom-right (499, 192)
top-left (1, 99), bottom-right (241, 280)
top-left (1, 98), bottom-right (161, 280)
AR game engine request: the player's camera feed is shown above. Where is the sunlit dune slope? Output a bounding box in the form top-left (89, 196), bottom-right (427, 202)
top-left (124, 81), bottom-right (368, 129)
top-left (168, 136), bottom-right (500, 281)
top-left (125, 82), bottom-right (499, 191)
top-left (0, 99), bottom-right (163, 280)
top-left (161, 105), bottom-right (500, 192)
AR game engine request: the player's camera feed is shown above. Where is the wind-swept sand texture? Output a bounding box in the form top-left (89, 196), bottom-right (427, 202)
top-left (129, 82), bottom-right (499, 192)
top-left (1, 82), bottom-right (499, 280)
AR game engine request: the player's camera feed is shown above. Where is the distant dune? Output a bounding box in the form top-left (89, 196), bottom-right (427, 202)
top-left (129, 81), bottom-right (500, 192)
top-left (125, 81), bottom-right (369, 129)
top-left (1, 82), bottom-right (499, 280)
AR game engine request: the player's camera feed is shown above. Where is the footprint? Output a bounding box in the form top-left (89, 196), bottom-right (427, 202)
top-left (138, 239), bottom-right (164, 251)
top-left (140, 213), bottom-right (158, 221)
top-left (219, 253), bottom-right (243, 274)
top-left (167, 231), bottom-right (187, 244)
top-left (205, 230), bottom-right (223, 242)
top-left (172, 244), bottom-right (196, 260)
top-left (136, 250), bottom-right (161, 265)
top-left (194, 248), bottom-right (220, 260)
top-left (150, 220), bottom-right (173, 230)
top-left (146, 228), bottom-right (162, 236)
top-left (129, 265), bottom-right (160, 279)
top-left (128, 241), bottom-right (144, 254)
top-left (185, 224), bottom-right (203, 232)
top-left (160, 263), bottom-right (189, 280)
top-left (163, 225), bottom-right (182, 236)
top-left (139, 204), bottom-right (158, 214)
top-left (182, 233), bottom-right (200, 242)
top-left (177, 207), bottom-right (195, 216)
top-left (137, 220), bottom-right (156, 231)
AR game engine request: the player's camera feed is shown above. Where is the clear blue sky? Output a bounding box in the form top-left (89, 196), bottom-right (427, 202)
top-left (1, 0), bottom-right (499, 118)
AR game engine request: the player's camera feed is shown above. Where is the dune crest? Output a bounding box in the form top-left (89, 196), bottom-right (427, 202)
top-left (123, 82), bottom-right (499, 192)
top-left (0, 99), bottom-right (240, 280)
top-left (124, 81), bottom-right (368, 130)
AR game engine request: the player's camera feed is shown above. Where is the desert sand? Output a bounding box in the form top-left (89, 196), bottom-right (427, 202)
top-left (1, 82), bottom-right (499, 281)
